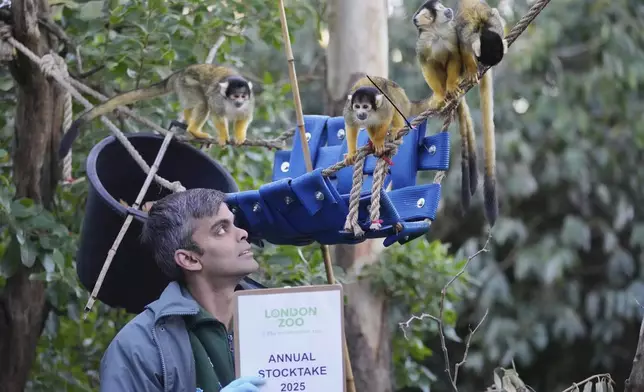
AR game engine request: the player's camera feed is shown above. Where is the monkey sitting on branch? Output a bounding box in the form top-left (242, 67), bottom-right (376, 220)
top-left (58, 64), bottom-right (256, 159)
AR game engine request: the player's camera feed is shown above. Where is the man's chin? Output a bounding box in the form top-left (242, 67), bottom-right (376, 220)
top-left (237, 256), bottom-right (260, 275)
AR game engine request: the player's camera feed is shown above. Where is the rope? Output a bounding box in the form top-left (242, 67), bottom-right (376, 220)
top-left (42, 53), bottom-right (74, 182)
top-left (0, 22), bottom-right (185, 193)
top-left (343, 152), bottom-right (367, 236)
top-left (369, 156), bottom-right (390, 230)
top-left (336, 0), bottom-right (551, 235)
top-left (0, 21), bottom-right (13, 62)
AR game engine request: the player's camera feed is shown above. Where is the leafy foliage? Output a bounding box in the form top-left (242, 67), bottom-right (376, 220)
top-left (3, 0), bottom-right (640, 390)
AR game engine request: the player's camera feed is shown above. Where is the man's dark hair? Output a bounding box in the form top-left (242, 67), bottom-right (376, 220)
top-left (140, 188), bottom-right (226, 281)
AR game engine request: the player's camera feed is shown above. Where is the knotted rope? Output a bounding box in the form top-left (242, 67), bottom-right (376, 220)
top-left (0, 21), bottom-right (185, 193)
top-left (41, 53), bottom-right (74, 182)
top-left (338, 0), bottom-right (552, 235)
top-left (0, 22), bottom-right (13, 62)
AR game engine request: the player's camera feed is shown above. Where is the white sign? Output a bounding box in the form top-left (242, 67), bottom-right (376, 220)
top-left (233, 284), bottom-right (345, 392)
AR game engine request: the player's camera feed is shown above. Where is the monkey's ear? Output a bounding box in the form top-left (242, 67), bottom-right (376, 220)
top-left (471, 39), bottom-right (481, 57)
top-left (346, 94), bottom-right (352, 102)
top-left (219, 81), bottom-right (230, 96)
top-left (374, 94), bottom-right (384, 108)
top-left (247, 81), bottom-right (253, 91)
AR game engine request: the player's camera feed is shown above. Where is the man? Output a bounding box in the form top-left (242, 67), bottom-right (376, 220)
top-left (99, 188), bottom-right (266, 392)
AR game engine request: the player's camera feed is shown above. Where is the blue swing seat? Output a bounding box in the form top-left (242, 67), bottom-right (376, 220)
top-left (225, 114), bottom-right (450, 248)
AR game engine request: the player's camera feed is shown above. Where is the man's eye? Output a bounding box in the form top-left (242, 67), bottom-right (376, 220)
top-left (217, 226), bottom-right (227, 235)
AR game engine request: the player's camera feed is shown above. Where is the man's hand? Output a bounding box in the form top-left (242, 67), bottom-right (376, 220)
top-left (221, 376), bottom-right (266, 392)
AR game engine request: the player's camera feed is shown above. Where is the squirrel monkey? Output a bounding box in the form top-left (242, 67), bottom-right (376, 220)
top-left (58, 64), bottom-right (255, 158)
top-left (412, 0), bottom-right (479, 214)
top-left (342, 76), bottom-right (411, 165)
top-left (456, 0), bottom-right (508, 226)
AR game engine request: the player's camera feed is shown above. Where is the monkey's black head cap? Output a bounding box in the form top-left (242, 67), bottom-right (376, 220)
top-left (478, 30), bottom-right (505, 66)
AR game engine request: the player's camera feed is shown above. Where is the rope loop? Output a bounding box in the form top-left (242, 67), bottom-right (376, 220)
top-left (0, 22), bottom-right (14, 62)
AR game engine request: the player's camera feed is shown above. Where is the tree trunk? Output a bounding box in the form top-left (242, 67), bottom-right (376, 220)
top-left (325, 1), bottom-right (392, 391)
top-left (0, 0), bottom-right (64, 390)
top-left (325, 0), bottom-right (389, 115)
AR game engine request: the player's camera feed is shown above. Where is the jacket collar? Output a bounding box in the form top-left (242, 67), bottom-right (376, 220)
top-left (146, 281), bottom-right (200, 323)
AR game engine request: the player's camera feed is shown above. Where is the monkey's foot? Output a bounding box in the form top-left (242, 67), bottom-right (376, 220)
top-left (343, 153), bottom-right (357, 166)
top-left (372, 143), bottom-right (386, 157)
top-left (188, 129), bottom-right (212, 140)
top-left (368, 140), bottom-right (394, 166)
top-left (446, 85), bottom-right (463, 99)
top-left (463, 72), bottom-right (479, 85)
top-left (232, 138), bottom-right (246, 146)
top-left (427, 96), bottom-right (446, 110)
top-left (216, 138), bottom-right (228, 147)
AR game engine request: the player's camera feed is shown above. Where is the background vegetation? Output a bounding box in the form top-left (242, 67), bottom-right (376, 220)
top-left (1, 0), bottom-right (643, 391)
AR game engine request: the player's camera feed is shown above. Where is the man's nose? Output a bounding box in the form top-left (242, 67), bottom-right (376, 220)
top-left (237, 225), bottom-right (248, 241)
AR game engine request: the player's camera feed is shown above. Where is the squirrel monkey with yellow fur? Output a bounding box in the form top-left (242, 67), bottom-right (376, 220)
top-left (456, 0), bottom-right (508, 226)
top-left (412, 0), bottom-right (479, 216)
top-left (58, 64), bottom-right (255, 158)
top-left (342, 76), bottom-right (411, 165)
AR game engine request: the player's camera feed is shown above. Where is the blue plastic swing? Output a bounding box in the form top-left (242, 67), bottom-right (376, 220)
top-left (225, 114), bottom-right (450, 248)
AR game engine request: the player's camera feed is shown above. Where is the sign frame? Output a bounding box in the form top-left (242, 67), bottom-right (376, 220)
top-left (232, 283), bottom-right (346, 392)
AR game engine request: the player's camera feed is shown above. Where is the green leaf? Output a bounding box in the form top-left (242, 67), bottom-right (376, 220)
top-left (0, 237), bottom-right (21, 278)
top-left (42, 253), bottom-right (56, 273)
top-left (10, 198), bottom-right (38, 218)
top-left (78, 0), bottom-right (105, 20)
top-left (20, 240), bottom-right (38, 268)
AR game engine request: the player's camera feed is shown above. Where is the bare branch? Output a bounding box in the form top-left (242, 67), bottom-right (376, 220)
top-left (398, 230), bottom-right (493, 391)
top-left (205, 36), bottom-right (226, 64)
top-left (454, 308), bottom-right (489, 384)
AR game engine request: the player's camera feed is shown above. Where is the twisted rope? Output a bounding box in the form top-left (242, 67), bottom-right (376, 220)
top-left (0, 22), bottom-right (13, 62)
top-left (369, 156), bottom-right (390, 230)
top-left (343, 153), bottom-right (366, 236)
top-left (335, 0), bottom-right (551, 236)
top-left (41, 53), bottom-right (74, 182)
top-left (0, 22), bottom-right (185, 193)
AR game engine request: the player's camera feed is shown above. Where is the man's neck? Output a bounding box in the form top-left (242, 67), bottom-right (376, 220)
top-left (187, 280), bottom-right (237, 329)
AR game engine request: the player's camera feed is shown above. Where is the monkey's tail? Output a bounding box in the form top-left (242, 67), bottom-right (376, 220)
top-left (456, 98), bottom-right (478, 214)
top-left (458, 98), bottom-right (479, 192)
top-left (480, 69), bottom-right (498, 227)
top-left (58, 78), bottom-right (173, 159)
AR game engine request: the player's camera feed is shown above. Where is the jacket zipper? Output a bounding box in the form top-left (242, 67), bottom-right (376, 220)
top-left (154, 310), bottom-right (199, 392)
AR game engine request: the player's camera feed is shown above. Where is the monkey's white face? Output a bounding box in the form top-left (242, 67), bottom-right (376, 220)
top-left (413, 1), bottom-right (454, 30)
top-left (347, 94), bottom-right (384, 126)
top-left (218, 80), bottom-right (253, 115)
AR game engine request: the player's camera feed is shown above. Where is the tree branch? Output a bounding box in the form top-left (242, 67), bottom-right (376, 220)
top-left (625, 299), bottom-right (644, 392)
top-left (399, 230), bottom-right (493, 391)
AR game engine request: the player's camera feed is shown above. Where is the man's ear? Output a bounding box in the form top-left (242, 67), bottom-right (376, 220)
top-left (174, 249), bottom-right (203, 272)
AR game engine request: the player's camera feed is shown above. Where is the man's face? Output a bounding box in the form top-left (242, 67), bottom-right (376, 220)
top-left (182, 203), bottom-right (258, 282)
